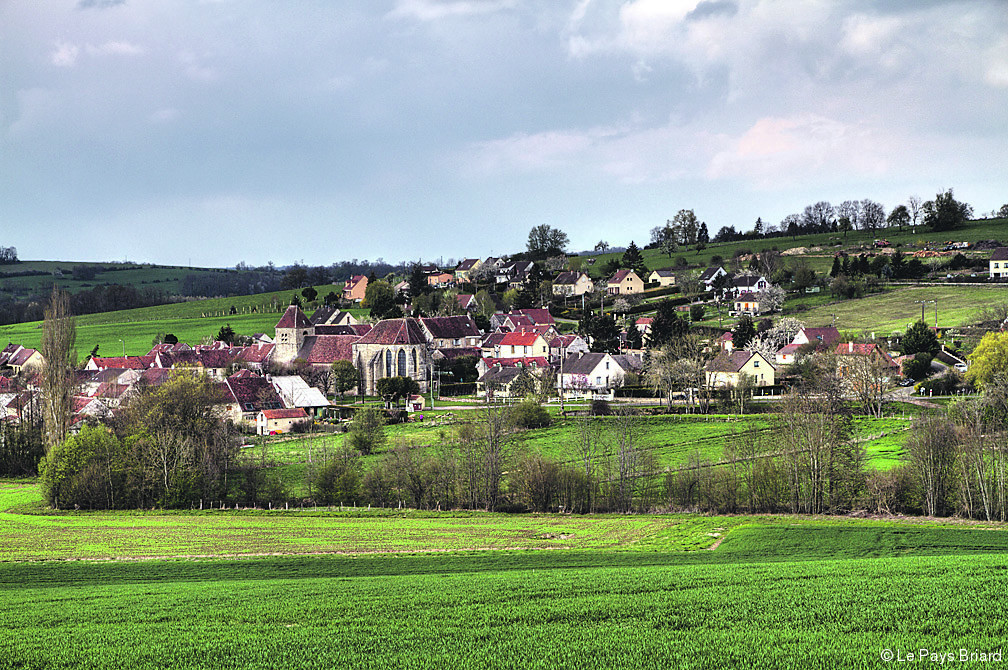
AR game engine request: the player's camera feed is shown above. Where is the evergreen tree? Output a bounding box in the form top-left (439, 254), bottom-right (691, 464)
top-left (830, 256), bottom-right (842, 278)
top-left (732, 315), bottom-right (756, 350)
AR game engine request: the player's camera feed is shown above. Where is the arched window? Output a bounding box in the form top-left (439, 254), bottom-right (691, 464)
top-left (412, 350), bottom-right (418, 377)
top-left (397, 349), bottom-right (406, 377)
top-left (385, 350), bottom-right (393, 378)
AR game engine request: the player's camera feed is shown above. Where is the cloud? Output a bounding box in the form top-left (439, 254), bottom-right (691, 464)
top-left (149, 108), bottom-right (180, 124)
top-left (51, 42), bottom-right (80, 67)
top-left (86, 41), bottom-right (144, 56)
top-left (987, 38), bottom-right (1008, 87)
top-left (706, 114), bottom-right (895, 188)
top-left (76, 0), bottom-right (127, 8)
top-left (387, 0), bottom-right (517, 21)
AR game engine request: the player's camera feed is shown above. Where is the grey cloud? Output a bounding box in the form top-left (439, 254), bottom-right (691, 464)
top-left (76, 0), bottom-right (126, 9)
top-left (686, 1), bottom-right (737, 21)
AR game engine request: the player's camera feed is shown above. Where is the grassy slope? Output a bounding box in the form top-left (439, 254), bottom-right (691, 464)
top-left (0, 284), bottom-right (360, 355)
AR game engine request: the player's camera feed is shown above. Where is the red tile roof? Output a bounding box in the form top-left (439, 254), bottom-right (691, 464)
top-left (261, 408), bottom-right (310, 420)
top-left (275, 304), bottom-right (311, 330)
top-left (608, 269), bottom-right (634, 284)
top-left (299, 335), bottom-right (357, 364)
top-left (353, 318), bottom-right (428, 345)
top-left (90, 355), bottom-right (154, 370)
top-left (514, 308), bottom-right (555, 325)
top-left (421, 316), bottom-right (481, 340)
top-left (481, 356), bottom-right (551, 369)
top-left (500, 331), bottom-right (544, 347)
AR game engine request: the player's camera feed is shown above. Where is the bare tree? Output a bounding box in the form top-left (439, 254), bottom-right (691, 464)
top-left (572, 413), bottom-right (602, 513)
top-left (842, 350), bottom-right (892, 418)
top-left (907, 195), bottom-right (923, 233)
top-left (837, 200), bottom-right (862, 231)
top-left (40, 287), bottom-right (76, 454)
top-left (906, 411), bottom-right (957, 517)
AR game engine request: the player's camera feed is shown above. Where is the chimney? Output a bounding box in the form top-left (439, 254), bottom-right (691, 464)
top-left (849, 341), bottom-right (853, 353)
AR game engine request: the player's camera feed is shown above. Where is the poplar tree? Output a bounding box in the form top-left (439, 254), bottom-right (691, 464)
top-left (40, 287), bottom-right (76, 454)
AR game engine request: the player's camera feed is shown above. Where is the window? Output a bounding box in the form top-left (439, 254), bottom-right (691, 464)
top-left (605, 361), bottom-right (610, 370)
top-left (385, 350), bottom-right (393, 377)
top-left (511, 345), bottom-right (515, 354)
top-left (753, 360), bottom-right (759, 368)
top-left (996, 263), bottom-right (1001, 269)
top-left (398, 349), bottom-right (407, 377)
top-left (595, 376), bottom-right (602, 386)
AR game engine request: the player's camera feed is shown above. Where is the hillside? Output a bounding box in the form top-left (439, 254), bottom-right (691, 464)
top-left (0, 284), bottom-right (359, 356)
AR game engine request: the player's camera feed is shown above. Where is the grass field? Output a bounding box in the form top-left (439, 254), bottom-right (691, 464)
top-left (0, 284), bottom-right (362, 355)
top-left (2, 479), bottom-right (1007, 669)
top-left (792, 284), bottom-right (1008, 333)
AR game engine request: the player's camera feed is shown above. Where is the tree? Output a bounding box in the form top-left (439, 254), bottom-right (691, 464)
top-left (753, 217), bottom-right (764, 237)
top-left (315, 445), bottom-right (362, 505)
top-left (580, 314), bottom-right (621, 354)
top-left (363, 280), bottom-right (398, 319)
top-left (648, 299), bottom-right (690, 348)
top-left (39, 423), bottom-right (124, 509)
top-left (732, 315), bottom-right (756, 350)
top-left (331, 360), bottom-right (357, 400)
top-left (621, 241), bottom-right (645, 274)
top-left (923, 188), bottom-right (972, 231)
top-left (887, 204), bottom-right (910, 231)
top-left (907, 195), bottom-right (923, 232)
top-left (967, 331), bottom-right (1008, 389)
top-left (301, 286), bottom-right (318, 304)
top-left (40, 287), bottom-right (76, 455)
top-left (782, 213), bottom-right (801, 240)
top-left (347, 406), bottom-right (386, 456)
top-left (907, 411), bottom-right (957, 516)
top-left (697, 222), bottom-right (710, 248)
top-left (594, 240), bottom-right (609, 253)
top-left (902, 320), bottom-right (939, 358)
top-left (838, 216), bottom-right (852, 240)
top-left (860, 199), bottom-right (886, 231)
top-left (527, 224), bottom-right (569, 259)
top-left (216, 324), bottom-right (236, 345)
top-left (902, 353), bottom-right (933, 381)
top-left (830, 256), bottom-right (842, 278)
top-left (376, 376), bottom-right (420, 408)
top-left (802, 201), bottom-right (835, 233)
top-left (672, 209), bottom-right (699, 250)
top-left (650, 221), bottom-right (678, 258)
top-left (837, 200), bottom-right (861, 230)
top-left (997, 204), bottom-right (1008, 219)
top-left (408, 263), bottom-right (428, 300)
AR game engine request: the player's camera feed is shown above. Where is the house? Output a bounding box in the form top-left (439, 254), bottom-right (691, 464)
top-left (456, 294), bottom-right (477, 311)
top-left (498, 331), bottom-right (550, 359)
top-left (270, 375), bottom-right (331, 416)
top-left (426, 272), bottom-right (455, 288)
top-left (514, 308), bottom-right (555, 326)
top-left (792, 327), bottom-right (841, 349)
top-left (309, 306), bottom-right (358, 327)
top-left (733, 292), bottom-right (761, 316)
top-left (834, 342), bottom-right (899, 378)
top-left (648, 269), bottom-right (677, 287)
top-left (549, 334), bottom-right (590, 362)
top-left (557, 352), bottom-right (641, 396)
top-left (223, 370), bottom-right (284, 426)
top-left (1, 346), bottom-right (43, 375)
top-left (635, 317), bottom-right (654, 337)
top-left (607, 269), bottom-right (644, 295)
top-left (704, 351), bottom-right (775, 388)
top-left (731, 274), bottom-right (769, 297)
top-left (476, 356), bottom-right (551, 379)
top-left (420, 315), bottom-right (483, 349)
top-left (257, 407), bottom-right (310, 435)
top-left (342, 275), bottom-right (368, 302)
top-left (718, 332), bottom-right (734, 353)
top-left (990, 248), bottom-right (1008, 279)
top-left (699, 266), bottom-right (728, 291)
top-left (774, 343), bottom-right (801, 367)
top-left (454, 258), bottom-right (483, 283)
top-left (552, 271), bottom-right (594, 297)
top-left (476, 366), bottom-right (526, 399)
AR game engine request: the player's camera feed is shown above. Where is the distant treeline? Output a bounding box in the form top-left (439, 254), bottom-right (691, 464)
top-left (0, 284), bottom-right (169, 325)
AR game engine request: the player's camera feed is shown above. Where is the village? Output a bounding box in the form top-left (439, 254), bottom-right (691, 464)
top-left (1, 241), bottom-right (993, 437)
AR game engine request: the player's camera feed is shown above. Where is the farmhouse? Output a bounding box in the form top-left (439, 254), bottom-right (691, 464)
top-left (704, 351), bottom-right (775, 388)
top-left (731, 274), bottom-right (769, 297)
top-left (699, 266), bottom-right (728, 291)
top-left (419, 315), bottom-right (482, 348)
top-left (454, 258), bottom-right (483, 283)
top-left (257, 407), bottom-right (310, 435)
top-left (498, 331), bottom-right (550, 359)
top-left (558, 352), bottom-right (641, 396)
top-left (990, 248), bottom-right (1008, 279)
top-left (0, 345), bottom-right (44, 376)
top-left (733, 291), bottom-right (761, 316)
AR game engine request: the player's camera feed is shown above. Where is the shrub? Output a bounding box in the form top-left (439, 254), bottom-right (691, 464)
top-left (511, 398), bottom-right (551, 429)
top-left (315, 447), bottom-right (362, 505)
top-left (901, 353), bottom-right (932, 381)
top-left (689, 304), bottom-right (705, 322)
top-left (590, 399), bottom-right (612, 416)
top-left (348, 406), bottom-right (387, 455)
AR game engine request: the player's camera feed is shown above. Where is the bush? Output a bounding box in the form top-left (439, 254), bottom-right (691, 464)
top-left (511, 398), bottom-right (552, 429)
top-left (916, 369), bottom-right (966, 396)
top-left (590, 399), bottom-right (612, 416)
top-left (689, 304), bottom-right (705, 322)
top-left (901, 353), bottom-right (932, 381)
top-left (39, 424), bottom-right (124, 510)
top-left (348, 406), bottom-right (387, 455)
top-left (315, 447), bottom-right (362, 505)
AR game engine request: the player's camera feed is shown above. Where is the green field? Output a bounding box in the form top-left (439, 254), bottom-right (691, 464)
top-left (0, 284), bottom-right (361, 355)
top-left (2, 480), bottom-right (1007, 669)
top-left (794, 284), bottom-right (1008, 334)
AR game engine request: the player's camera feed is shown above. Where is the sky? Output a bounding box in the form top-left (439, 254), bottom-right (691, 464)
top-left (2, 0), bottom-right (1007, 268)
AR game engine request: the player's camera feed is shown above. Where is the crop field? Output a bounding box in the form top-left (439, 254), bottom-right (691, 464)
top-left (0, 285), bottom-right (362, 355)
top-left (2, 477), bottom-right (1008, 669)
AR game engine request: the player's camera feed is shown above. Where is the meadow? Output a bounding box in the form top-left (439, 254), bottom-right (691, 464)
top-left (2, 477), bottom-right (1007, 669)
top-left (0, 284), bottom-right (360, 356)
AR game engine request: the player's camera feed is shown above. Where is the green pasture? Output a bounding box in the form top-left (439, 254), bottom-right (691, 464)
top-left (794, 284), bottom-right (1008, 333)
top-left (2, 480), bottom-right (1008, 669)
top-left (0, 284), bottom-right (362, 355)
